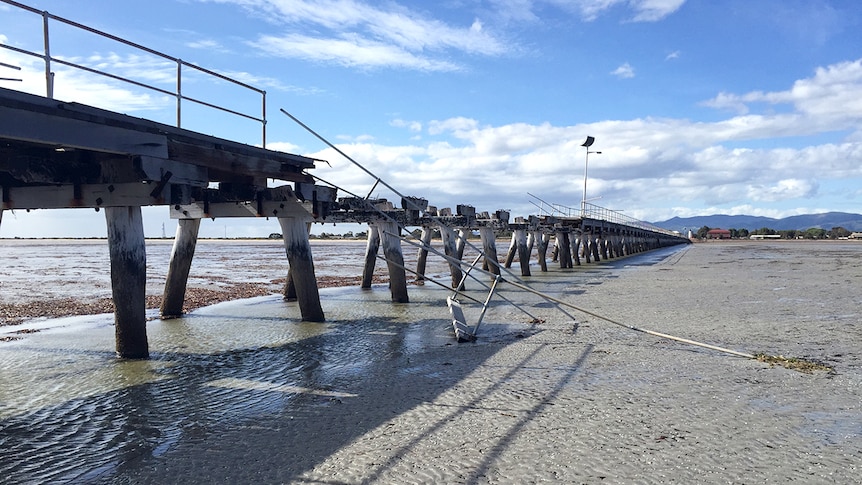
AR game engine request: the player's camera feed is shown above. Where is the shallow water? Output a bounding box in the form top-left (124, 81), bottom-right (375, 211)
top-left (5, 240), bottom-right (859, 483)
top-left (0, 238), bottom-right (469, 305)
top-left (1, 279), bottom-right (538, 483)
top-left (0, 235), bottom-right (563, 483)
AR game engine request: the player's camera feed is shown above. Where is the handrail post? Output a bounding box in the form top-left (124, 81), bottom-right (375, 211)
top-left (261, 90), bottom-right (267, 148)
top-left (176, 60), bottom-right (182, 128)
top-left (42, 10), bottom-right (53, 98)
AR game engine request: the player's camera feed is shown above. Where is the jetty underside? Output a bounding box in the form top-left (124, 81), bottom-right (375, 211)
top-left (0, 87), bottom-right (332, 358)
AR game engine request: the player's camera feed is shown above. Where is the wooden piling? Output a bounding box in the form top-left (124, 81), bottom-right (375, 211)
top-left (440, 225), bottom-right (464, 289)
top-left (378, 221), bottom-right (409, 302)
top-left (515, 228), bottom-right (531, 276)
top-left (105, 206), bottom-right (148, 359)
top-left (284, 268), bottom-right (297, 301)
top-left (504, 233), bottom-right (517, 268)
top-left (361, 223), bottom-right (380, 289)
top-left (456, 228), bottom-right (468, 260)
top-left (415, 226), bottom-right (433, 280)
top-left (478, 226), bottom-right (501, 276)
top-left (569, 234), bottom-right (584, 268)
top-left (278, 217), bottom-right (325, 322)
top-left (555, 229), bottom-right (572, 268)
top-left (160, 218), bottom-right (201, 318)
top-left (581, 231), bottom-right (592, 263)
top-left (537, 232), bottom-right (550, 272)
top-left (592, 234), bottom-right (602, 262)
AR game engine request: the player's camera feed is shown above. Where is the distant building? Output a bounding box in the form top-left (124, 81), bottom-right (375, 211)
top-left (850, 232), bottom-right (862, 239)
top-left (750, 234), bottom-right (781, 240)
top-left (707, 228), bottom-right (732, 239)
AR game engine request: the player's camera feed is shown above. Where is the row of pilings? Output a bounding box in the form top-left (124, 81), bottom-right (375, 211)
top-left (5, 199), bottom-right (687, 360)
top-left (123, 203), bottom-right (690, 358)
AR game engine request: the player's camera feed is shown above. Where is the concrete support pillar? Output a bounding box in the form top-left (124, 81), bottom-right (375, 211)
top-left (378, 221), bottom-right (409, 303)
top-left (160, 218), bottom-right (201, 318)
top-left (278, 217), bottom-right (325, 322)
top-left (415, 226), bottom-right (433, 280)
top-left (361, 223), bottom-right (380, 289)
top-left (440, 225), bottom-right (464, 289)
top-left (515, 228), bottom-right (531, 276)
top-left (105, 206), bottom-right (148, 359)
top-left (478, 226), bottom-right (500, 276)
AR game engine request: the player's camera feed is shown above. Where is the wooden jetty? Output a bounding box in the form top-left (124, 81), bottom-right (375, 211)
top-left (0, 3), bottom-right (688, 358)
top-left (0, 87), bottom-right (334, 357)
top-left (0, 85), bottom-right (688, 358)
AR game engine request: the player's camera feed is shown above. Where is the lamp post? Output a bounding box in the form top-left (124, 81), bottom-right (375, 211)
top-left (580, 136), bottom-right (601, 217)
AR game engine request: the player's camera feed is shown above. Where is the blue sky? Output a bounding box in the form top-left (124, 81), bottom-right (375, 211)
top-left (1, 0), bottom-right (861, 238)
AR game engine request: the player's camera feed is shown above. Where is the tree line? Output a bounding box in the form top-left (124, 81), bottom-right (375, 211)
top-left (695, 226), bottom-right (854, 240)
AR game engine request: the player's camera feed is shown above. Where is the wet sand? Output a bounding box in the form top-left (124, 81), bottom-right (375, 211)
top-left (1, 240), bottom-right (861, 483)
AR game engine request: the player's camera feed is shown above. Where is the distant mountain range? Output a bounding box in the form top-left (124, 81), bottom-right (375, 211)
top-left (651, 212), bottom-right (862, 232)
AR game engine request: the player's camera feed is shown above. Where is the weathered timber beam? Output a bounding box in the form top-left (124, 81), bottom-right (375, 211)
top-left (0, 105), bottom-right (169, 157)
top-left (170, 199), bottom-right (312, 219)
top-left (1, 182), bottom-right (179, 210)
top-left (167, 140), bottom-right (313, 183)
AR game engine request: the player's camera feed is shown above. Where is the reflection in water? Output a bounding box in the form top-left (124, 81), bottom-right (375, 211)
top-left (0, 283), bottom-right (527, 483)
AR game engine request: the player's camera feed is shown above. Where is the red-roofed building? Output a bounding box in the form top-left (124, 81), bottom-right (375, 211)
top-left (707, 228), bottom-right (732, 239)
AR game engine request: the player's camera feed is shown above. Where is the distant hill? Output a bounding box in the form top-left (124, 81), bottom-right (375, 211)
top-left (652, 212), bottom-right (862, 232)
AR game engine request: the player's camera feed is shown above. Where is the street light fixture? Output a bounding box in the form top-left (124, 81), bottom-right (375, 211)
top-left (581, 136), bottom-right (601, 217)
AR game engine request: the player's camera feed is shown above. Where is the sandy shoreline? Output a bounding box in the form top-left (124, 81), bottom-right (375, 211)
top-left (1, 240), bottom-right (860, 483)
top-left (0, 238), bottom-right (388, 326)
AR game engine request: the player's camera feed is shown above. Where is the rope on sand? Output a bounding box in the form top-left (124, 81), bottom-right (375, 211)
top-left (499, 278), bottom-right (755, 359)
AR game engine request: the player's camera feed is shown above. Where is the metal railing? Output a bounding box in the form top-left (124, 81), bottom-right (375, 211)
top-left (0, 0), bottom-right (267, 147)
top-left (529, 194), bottom-right (680, 237)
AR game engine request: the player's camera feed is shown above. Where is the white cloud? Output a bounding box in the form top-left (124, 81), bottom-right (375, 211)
top-left (702, 58), bottom-right (862, 124)
top-left (203, 0), bottom-right (508, 71)
top-left (186, 39), bottom-right (224, 50)
top-left (549, 0), bottom-right (685, 22)
top-left (391, 118), bottom-right (422, 133)
top-left (270, 55), bottom-right (862, 221)
top-left (251, 33), bottom-right (462, 71)
top-left (628, 0), bottom-right (687, 22)
top-left (665, 50), bottom-right (680, 61)
top-left (747, 179), bottom-right (818, 202)
top-left (611, 62), bottom-right (635, 79)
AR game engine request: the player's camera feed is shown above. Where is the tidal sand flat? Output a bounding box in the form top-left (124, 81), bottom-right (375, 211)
top-left (0, 240), bottom-right (860, 483)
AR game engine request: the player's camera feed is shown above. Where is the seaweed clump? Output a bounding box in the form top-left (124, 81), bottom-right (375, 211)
top-left (755, 353), bottom-right (833, 374)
